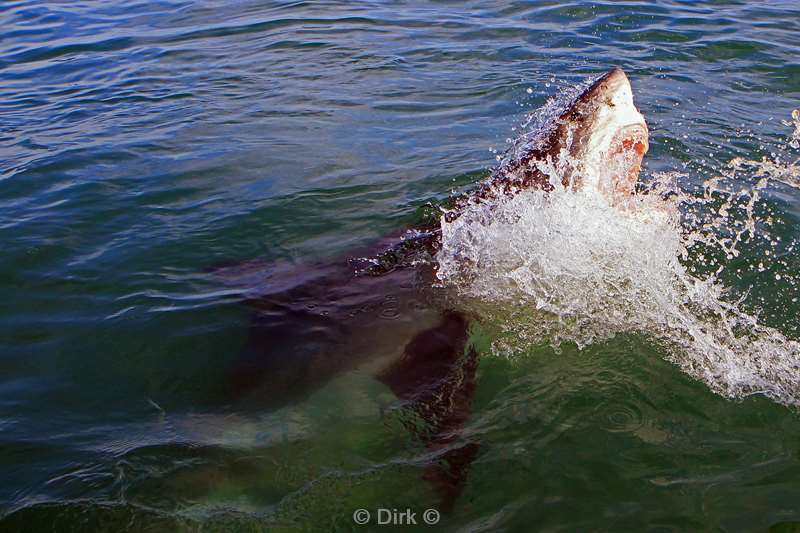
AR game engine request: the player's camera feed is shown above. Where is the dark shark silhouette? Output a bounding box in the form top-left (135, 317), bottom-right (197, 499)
top-left (213, 67), bottom-right (649, 508)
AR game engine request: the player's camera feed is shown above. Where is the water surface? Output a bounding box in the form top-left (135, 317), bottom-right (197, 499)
top-left (2, 1), bottom-right (800, 531)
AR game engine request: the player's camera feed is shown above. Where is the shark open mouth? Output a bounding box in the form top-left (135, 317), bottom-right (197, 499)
top-left (606, 123), bottom-right (649, 197)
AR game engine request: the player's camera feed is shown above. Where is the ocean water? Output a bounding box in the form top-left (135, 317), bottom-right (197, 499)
top-left (2, 1), bottom-right (800, 531)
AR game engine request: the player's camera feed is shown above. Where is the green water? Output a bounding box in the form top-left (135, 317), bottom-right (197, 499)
top-left (2, 1), bottom-right (800, 531)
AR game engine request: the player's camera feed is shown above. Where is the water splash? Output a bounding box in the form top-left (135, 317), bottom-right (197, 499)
top-left (502, 77), bottom-right (594, 168)
top-left (435, 102), bottom-right (800, 406)
top-left (784, 109), bottom-right (800, 151)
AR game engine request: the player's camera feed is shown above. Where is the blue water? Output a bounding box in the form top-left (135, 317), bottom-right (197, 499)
top-left (2, 1), bottom-right (800, 531)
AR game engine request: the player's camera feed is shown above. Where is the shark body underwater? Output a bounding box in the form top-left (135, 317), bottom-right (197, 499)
top-left (214, 67), bottom-right (649, 508)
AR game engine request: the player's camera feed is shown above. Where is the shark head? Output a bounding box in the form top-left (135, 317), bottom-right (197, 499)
top-left (559, 67), bottom-right (649, 199)
top-left (487, 67), bottom-right (649, 203)
top-left (443, 67), bottom-right (649, 223)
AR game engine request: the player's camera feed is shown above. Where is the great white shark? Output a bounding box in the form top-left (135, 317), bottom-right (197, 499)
top-left (213, 67), bottom-right (649, 509)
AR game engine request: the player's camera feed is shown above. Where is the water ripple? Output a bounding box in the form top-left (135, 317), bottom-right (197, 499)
top-left (3, 0), bottom-right (800, 529)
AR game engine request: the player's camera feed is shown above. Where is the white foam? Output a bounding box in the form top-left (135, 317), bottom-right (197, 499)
top-left (435, 108), bottom-right (800, 406)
